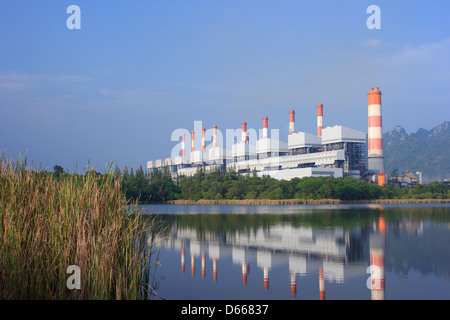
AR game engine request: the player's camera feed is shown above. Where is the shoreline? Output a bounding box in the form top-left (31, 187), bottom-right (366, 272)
top-left (167, 198), bottom-right (449, 205)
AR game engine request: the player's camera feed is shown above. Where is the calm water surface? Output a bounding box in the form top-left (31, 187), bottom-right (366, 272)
top-left (141, 204), bottom-right (450, 300)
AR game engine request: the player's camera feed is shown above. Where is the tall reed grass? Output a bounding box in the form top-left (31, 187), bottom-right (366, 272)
top-left (0, 152), bottom-right (162, 299)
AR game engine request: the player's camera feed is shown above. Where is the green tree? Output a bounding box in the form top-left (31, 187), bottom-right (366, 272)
top-left (53, 165), bottom-right (64, 178)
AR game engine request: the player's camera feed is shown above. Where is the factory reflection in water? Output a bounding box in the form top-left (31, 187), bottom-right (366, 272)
top-left (157, 215), bottom-right (389, 300)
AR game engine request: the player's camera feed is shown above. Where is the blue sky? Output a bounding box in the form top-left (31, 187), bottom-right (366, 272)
top-left (1, 0), bottom-right (449, 172)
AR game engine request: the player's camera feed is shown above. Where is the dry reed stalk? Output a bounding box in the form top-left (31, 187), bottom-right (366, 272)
top-left (0, 152), bottom-right (161, 299)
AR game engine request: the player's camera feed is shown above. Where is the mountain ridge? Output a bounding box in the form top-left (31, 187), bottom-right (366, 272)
top-left (383, 121), bottom-right (450, 183)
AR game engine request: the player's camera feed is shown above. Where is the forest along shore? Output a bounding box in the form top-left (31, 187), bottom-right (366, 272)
top-left (168, 198), bottom-right (450, 205)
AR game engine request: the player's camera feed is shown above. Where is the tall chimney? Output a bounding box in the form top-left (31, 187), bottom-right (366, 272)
top-left (317, 104), bottom-right (323, 137)
top-left (241, 122), bottom-right (248, 143)
top-left (367, 87), bottom-right (385, 174)
top-left (213, 125), bottom-right (217, 148)
top-left (263, 117), bottom-right (268, 139)
top-left (191, 130), bottom-right (195, 152)
top-left (181, 133), bottom-right (185, 157)
top-left (202, 128), bottom-right (206, 152)
top-left (289, 110), bottom-right (295, 135)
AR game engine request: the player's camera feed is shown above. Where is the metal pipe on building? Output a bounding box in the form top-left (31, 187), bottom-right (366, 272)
top-left (317, 104), bottom-right (323, 137)
top-left (367, 87), bottom-right (385, 174)
top-left (289, 110), bottom-right (295, 135)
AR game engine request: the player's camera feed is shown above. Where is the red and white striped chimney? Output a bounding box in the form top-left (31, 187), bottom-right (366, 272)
top-left (202, 128), bottom-right (206, 152)
top-left (317, 104), bottom-right (323, 137)
top-left (289, 110), bottom-right (295, 135)
top-left (213, 125), bottom-right (217, 148)
top-left (241, 122), bottom-right (248, 143)
top-left (263, 117), bottom-right (268, 139)
top-left (181, 133), bottom-right (185, 157)
top-left (368, 87), bottom-right (385, 173)
top-left (191, 130), bottom-right (195, 152)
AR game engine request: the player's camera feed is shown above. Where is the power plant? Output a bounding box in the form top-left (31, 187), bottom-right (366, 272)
top-left (147, 87), bottom-right (386, 185)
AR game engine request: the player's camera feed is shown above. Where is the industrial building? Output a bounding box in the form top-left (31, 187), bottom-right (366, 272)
top-left (147, 87), bottom-right (386, 185)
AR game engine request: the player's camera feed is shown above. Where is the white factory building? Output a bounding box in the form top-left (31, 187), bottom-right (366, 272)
top-left (148, 88), bottom-right (385, 182)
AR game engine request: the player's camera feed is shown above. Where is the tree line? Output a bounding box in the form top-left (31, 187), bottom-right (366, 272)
top-left (51, 164), bottom-right (449, 204)
top-left (114, 166), bottom-right (449, 204)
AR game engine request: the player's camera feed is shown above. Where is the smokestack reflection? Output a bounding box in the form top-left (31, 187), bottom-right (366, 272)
top-left (264, 266), bottom-right (269, 290)
top-left (181, 246), bottom-right (185, 273)
top-left (202, 251), bottom-right (206, 279)
top-left (171, 217), bottom-right (384, 299)
top-left (290, 271), bottom-right (296, 298)
top-left (319, 267), bottom-right (325, 300)
top-left (369, 215), bottom-right (386, 300)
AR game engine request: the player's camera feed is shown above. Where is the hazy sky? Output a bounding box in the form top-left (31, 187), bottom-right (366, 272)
top-left (1, 0), bottom-right (449, 172)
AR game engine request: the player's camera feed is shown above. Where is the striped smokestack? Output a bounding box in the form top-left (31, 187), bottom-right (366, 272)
top-left (181, 133), bottom-right (185, 157)
top-left (191, 130), bottom-right (195, 152)
top-left (289, 110), bottom-right (295, 135)
top-left (317, 104), bottom-right (323, 137)
top-left (213, 125), bottom-right (217, 148)
top-left (263, 116), bottom-right (268, 139)
top-left (367, 87), bottom-right (385, 174)
top-left (202, 128), bottom-right (206, 152)
top-left (241, 122), bottom-right (248, 143)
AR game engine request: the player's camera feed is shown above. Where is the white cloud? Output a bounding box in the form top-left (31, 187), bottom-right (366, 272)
top-left (360, 39), bottom-right (383, 48)
top-left (0, 72), bottom-right (90, 92)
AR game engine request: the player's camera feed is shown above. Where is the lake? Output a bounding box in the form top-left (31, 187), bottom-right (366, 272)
top-left (141, 204), bottom-right (450, 300)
